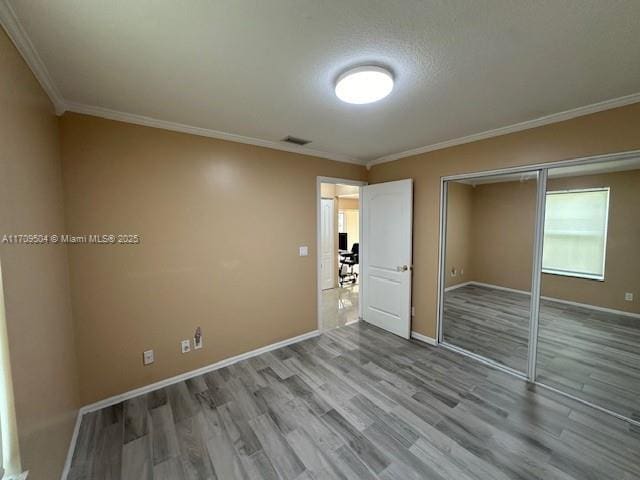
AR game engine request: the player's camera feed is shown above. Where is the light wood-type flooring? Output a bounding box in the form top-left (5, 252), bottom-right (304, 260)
top-left (69, 320), bottom-right (640, 479)
top-left (444, 283), bottom-right (640, 422)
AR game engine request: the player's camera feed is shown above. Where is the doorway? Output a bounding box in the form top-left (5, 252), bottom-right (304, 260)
top-left (318, 179), bottom-right (363, 331)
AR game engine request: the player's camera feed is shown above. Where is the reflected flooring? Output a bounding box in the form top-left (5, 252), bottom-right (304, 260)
top-left (444, 283), bottom-right (640, 421)
top-left (321, 284), bottom-right (359, 330)
top-left (69, 322), bottom-right (640, 480)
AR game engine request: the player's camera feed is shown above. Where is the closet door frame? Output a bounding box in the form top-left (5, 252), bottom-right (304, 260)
top-left (436, 149), bottom-right (640, 421)
top-left (437, 169), bottom-right (541, 380)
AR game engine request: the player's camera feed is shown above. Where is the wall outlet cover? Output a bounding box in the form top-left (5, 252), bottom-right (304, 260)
top-left (625, 292), bottom-right (634, 301)
top-left (299, 246), bottom-right (309, 257)
top-left (181, 339), bottom-right (191, 353)
top-left (143, 349), bottom-right (154, 365)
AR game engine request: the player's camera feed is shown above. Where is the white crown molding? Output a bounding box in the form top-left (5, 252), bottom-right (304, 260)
top-left (64, 101), bottom-right (364, 165)
top-left (367, 92), bottom-right (640, 168)
top-left (3, 0), bottom-right (639, 169)
top-left (0, 0), bottom-right (66, 114)
top-left (0, 0), bottom-right (364, 166)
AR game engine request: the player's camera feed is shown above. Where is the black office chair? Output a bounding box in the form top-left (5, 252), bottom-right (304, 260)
top-left (339, 243), bottom-right (359, 286)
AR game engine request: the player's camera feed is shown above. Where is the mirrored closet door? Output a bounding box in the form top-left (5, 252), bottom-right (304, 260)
top-left (535, 157), bottom-right (640, 420)
top-left (439, 152), bottom-right (640, 426)
top-left (441, 171), bottom-right (539, 374)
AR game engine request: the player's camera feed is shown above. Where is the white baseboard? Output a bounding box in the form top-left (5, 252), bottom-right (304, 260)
top-left (461, 281), bottom-right (640, 319)
top-left (61, 328), bottom-right (320, 479)
top-left (410, 331), bottom-right (438, 346)
top-left (465, 281), bottom-right (531, 296)
top-left (444, 281), bottom-right (473, 292)
top-left (539, 295), bottom-right (640, 319)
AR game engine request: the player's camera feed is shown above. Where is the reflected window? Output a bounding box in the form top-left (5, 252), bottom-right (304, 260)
top-left (542, 188), bottom-right (610, 280)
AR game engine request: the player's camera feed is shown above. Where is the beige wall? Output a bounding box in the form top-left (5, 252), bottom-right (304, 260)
top-left (369, 103), bottom-right (640, 338)
top-left (470, 180), bottom-right (538, 292)
top-left (444, 182), bottom-right (474, 288)
top-left (60, 113), bottom-right (367, 404)
top-left (0, 30), bottom-right (79, 479)
top-left (320, 183), bottom-right (336, 198)
top-left (337, 197), bottom-right (359, 210)
top-left (455, 172), bottom-right (640, 313)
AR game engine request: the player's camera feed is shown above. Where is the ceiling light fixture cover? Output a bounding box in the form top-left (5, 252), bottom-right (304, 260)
top-left (335, 66), bottom-right (394, 104)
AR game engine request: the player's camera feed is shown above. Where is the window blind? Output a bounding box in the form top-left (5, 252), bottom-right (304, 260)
top-left (542, 188), bottom-right (610, 280)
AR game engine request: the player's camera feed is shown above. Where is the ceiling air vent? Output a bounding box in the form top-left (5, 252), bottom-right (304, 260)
top-left (282, 135), bottom-right (311, 146)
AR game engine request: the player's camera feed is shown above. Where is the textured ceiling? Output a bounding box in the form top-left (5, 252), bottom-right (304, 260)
top-left (7, 0), bottom-right (640, 164)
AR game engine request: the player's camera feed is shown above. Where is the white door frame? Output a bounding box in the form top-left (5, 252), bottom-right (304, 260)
top-left (316, 176), bottom-right (367, 331)
top-left (320, 197), bottom-right (335, 290)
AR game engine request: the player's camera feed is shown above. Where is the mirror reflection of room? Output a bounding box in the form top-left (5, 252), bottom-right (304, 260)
top-left (536, 158), bottom-right (640, 420)
top-left (442, 172), bottom-right (538, 373)
top-left (320, 183), bottom-right (360, 330)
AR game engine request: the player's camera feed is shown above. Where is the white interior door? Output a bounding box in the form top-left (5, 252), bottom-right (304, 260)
top-left (361, 179), bottom-right (413, 338)
top-left (320, 198), bottom-right (335, 290)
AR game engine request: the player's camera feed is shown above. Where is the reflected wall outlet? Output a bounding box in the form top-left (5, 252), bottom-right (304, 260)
top-left (143, 349), bottom-right (154, 365)
top-left (625, 292), bottom-right (634, 301)
top-left (181, 339), bottom-right (191, 353)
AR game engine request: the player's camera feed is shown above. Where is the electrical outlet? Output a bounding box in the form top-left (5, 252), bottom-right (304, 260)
top-left (450, 268), bottom-right (457, 277)
top-left (194, 326), bottom-right (203, 350)
top-left (625, 292), bottom-right (634, 302)
top-left (143, 349), bottom-right (154, 365)
top-left (460, 268), bottom-right (464, 276)
top-left (181, 339), bottom-right (191, 353)
top-left (411, 306), bottom-right (415, 316)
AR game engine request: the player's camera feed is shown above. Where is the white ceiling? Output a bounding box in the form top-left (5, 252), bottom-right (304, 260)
top-left (336, 184), bottom-right (359, 198)
top-left (4, 0), bottom-right (640, 165)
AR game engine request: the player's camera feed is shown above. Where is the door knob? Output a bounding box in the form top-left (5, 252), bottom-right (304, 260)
top-left (397, 265), bottom-right (409, 272)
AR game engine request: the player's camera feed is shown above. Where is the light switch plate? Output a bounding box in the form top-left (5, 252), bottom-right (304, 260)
top-left (143, 349), bottom-right (154, 365)
top-left (299, 246), bottom-right (309, 256)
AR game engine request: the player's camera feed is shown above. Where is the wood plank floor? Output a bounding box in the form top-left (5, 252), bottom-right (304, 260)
top-left (69, 321), bottom-right (640, 480)
top-left (444, 284), bottom-right (640, 422)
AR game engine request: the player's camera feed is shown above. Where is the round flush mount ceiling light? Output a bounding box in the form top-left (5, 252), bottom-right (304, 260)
top-left (335, 66), bottom-right (394, 104)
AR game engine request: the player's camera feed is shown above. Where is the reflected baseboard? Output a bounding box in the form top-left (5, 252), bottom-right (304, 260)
top-left (454, 281), bottom-right (640, 319)
top-left (410, 331), bottom-right (437, 345)
top-left (444, 281), bottom-right (473, 292)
